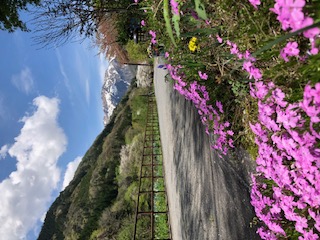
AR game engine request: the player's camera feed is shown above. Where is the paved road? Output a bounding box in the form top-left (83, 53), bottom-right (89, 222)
top-left (153, 57), bottom-right (260, 240)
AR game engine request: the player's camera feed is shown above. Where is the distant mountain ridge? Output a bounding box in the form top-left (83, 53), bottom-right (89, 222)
top-left (101, 58), bottom-right (137, 125)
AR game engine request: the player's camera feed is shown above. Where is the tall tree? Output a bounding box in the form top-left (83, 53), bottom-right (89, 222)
top-left (32, 0), bottom-right (134, 47)
top-left (0, 0), bottom-right (41, 32)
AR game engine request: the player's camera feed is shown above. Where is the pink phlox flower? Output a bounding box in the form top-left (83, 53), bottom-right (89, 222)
top-left (237, 53), bottom-right (243, 59)
top-left (290, 8), bottom-right (304, 26)
top-left (276, 106), bottom-right (300, 129)
top-left (216, 34), bottom-right (223, 43)
top-left (228, 138), bottom-right (234, 148)
top-left (310, 47), bottom-right (319, 55)
top-left (308, 209), bottom-right (320, 232)
top-left (272, 88), bottom-right (287, 107)
top-left (280, 41), bottom-right (300, 61)
top-left (270, 2), bottom-right (281, 15)
top-left (141, 20), bottom-right (146, 26)
top-left (302, 17), bottom-right (320, 39)
top-left (286, 0), bottom-right (306, 8)
top-left (230, 43), bottom-right (239, 54)
top-left (244, 50), bottom-right (256, 61)
top-left (149, 30), bottom-right (156, 38)
top-left (267, 221), bottom-right (286, 235)
top-left (272, 187), bottom-right (282, 199)
top-left (250, 67), bottom-right (263, 80)
top-left (249, 82), bottom-right (257, 98)
top-left (254, 81), bottom-right (269, 99)
top-left (280, 49), bottom-right (289, 62)
top-left (243, 61), bottom-right (253, 72)
top-left (216, 101), bottom-right (224, 113)
top-left (250, 122), bottom-right (268, 142)
top-left (165, 52), bottom-right (170, 58)
top-left (248, 0), bottom-right (261, 9)
top-left (259, 102), bottom-right (274, 116)
top-left (149, 30), bottom-right (157, 44)
top-left (312, 83), bottom-right (320, 104)
top-left (226, 40), bottom-right (232, 46)
top-left (299, 230), bottom-right (319, 240)
top-left (134, 0), bottom-right (138, 3)
top-left (227, 130), bottom-right (234, 136)
top-left (295, 216), bottom-right (308, 234)
top-left (257, 227), bottom-right (277, 240)
top-left (198, 71), bottom-right (208, 80)
top-left (283, 41), bottom-right (300, 56)
top-left (170, 0), bottom-right (179, 15)
top-left (269, 203), bottom-right (281, 216)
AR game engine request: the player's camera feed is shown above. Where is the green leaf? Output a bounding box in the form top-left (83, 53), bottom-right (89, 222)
top-left (163, 0), bottom-right (177, 47)
top-left (180, 27), bottom-right (220, 37)
top-left (172, 12), bottom-right (181, 38)
top-left (194, 0), bottom-right (208, 20)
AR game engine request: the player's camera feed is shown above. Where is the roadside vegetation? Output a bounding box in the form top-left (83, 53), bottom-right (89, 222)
top-left (89, 84), bottom-right (170, 239)
top-left (39, 81), bottom-right (169, 239)
top-left (131, 0), bottom-right (320, 239)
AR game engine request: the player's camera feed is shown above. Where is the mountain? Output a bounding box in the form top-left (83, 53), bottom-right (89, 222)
top-left (38, 82), bottom-right (150, 239)
top-left (101, 58), bottom-right (137, 125)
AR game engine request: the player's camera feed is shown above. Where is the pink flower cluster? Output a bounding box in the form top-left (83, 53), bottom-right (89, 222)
top-left (220, 37), bottom-right (263, 81)
top-left (270, 0), bottom-right (320, 56)
top-left (250, 81), bottom-right (320, 239)
top-left (165, 63), bottom-right (234, 155)
top-left (217, 33), bottom-right (320, 238)
top-left (149, 30), bottom-right (157, 44)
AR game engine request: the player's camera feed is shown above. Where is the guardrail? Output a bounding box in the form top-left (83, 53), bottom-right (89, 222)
top-left (133, 90), bottom-right (172, 240)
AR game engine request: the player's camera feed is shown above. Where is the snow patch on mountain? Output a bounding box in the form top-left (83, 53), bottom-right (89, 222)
top-left (101, 58), bottom-right (137, 125)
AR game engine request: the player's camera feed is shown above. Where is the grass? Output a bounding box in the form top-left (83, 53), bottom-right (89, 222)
top-left (125, 40), bottom-right (149, 63)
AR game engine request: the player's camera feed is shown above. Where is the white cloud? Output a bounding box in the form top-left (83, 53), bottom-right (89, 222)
top-left (0, 145), bottom-right (9, 159)
top-left (0, 96), bottom-right (67, 240)
top-left (61, 156), bottom-right (82, 191)
top-left (11, 67), bottom-right (35, 95)
top-left (55, 48), bottom-right (71, 94)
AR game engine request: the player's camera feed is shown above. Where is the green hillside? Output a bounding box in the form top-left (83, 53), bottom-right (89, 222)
top-left (38, 80), bottom-right (150, 240)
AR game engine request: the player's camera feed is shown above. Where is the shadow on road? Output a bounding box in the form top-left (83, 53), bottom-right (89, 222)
top-left (154, 57), bottom-right (259, 240)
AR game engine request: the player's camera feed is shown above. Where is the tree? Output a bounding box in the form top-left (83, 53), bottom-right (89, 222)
top-left (0, 0), bottom-right (41, 32)
top-left (32, 0), bottom-right (135, 47)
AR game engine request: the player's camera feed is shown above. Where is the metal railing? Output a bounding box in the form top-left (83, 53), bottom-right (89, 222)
top-left (133, 91), bottom-right (172, 240)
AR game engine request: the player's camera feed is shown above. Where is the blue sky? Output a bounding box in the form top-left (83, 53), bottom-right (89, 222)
top-left (0, 26), bottom-right (108, 238)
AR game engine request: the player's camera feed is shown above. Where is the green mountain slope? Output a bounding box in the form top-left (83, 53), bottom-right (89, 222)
top-left (38, 81), bottom-right (150, 240)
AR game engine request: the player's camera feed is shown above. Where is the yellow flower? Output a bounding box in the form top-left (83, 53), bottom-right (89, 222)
top-left (188, 37), bottom-right (198, 52)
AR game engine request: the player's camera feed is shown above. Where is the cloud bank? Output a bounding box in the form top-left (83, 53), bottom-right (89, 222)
top-left (62, 156), bottom-right (82, 191)
top-left (0, 96), bottom-right (67, 239)
top-left (11, 67), bottom-right (35, 95)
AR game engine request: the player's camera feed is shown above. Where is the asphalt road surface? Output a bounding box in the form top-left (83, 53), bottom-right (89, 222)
top-left (153, 57), bottom-right (260, 240)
